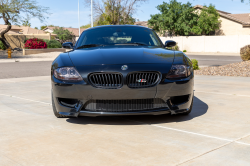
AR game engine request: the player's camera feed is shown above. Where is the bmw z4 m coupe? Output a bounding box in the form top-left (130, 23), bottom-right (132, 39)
top-left (51, 25), bottom-right (194, 118)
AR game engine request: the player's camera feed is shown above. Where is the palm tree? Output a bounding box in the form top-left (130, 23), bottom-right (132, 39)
top-left (22, 20), bottom-right (31, 27)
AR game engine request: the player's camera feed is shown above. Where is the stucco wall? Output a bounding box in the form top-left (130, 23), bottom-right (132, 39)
top-left (160, 35), bottom-right (250, 53)
top-left (216, 17), bottom-right (250, 35)
top-left (5, 34), bottom-right (52, 49)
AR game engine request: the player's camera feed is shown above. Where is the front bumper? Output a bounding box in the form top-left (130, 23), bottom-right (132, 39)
top-left (51, 73), bottom-right (194, 117)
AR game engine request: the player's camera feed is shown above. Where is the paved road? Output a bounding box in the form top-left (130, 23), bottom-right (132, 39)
top-left (187, 55), bottom-right (242, 67)
top-left (0, 61), bottom-right (52, 79)
top-left (0, 75), bottom-right (250, 165)
top-left (0, 55), bottom-right (242, 79)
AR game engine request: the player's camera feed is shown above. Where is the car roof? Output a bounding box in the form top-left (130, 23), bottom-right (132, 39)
top-left (84, 25), bottom-right (152, 32)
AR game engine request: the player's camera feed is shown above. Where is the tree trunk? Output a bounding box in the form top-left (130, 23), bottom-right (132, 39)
top-left (0, 24), bottom-right (11, 48)
top-left (0, 14), bottom-right (12, 48)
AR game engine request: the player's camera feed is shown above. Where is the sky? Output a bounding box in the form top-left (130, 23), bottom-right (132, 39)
top-left (1, 0), bottom-right (250, 29)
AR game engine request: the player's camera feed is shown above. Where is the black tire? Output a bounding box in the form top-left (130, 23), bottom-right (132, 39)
top-left (51, 91), bottom-right (70, 118)
top-left (180, 98), bottom-right (193, 115)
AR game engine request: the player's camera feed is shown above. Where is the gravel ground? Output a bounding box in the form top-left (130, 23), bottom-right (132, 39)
top-left (0, 50), bottom-right (62, 59)
top-left (195, 60), bottom-right (250, 77)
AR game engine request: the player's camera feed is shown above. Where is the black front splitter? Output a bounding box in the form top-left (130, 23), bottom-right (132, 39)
top-left (60, 108), bottom-right (171, 117)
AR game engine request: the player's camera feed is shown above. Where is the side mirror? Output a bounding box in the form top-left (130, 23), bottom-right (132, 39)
top-left (164, 40), bottom-right (176, 48)
top-left (62, 42), bottom-right (74, 49)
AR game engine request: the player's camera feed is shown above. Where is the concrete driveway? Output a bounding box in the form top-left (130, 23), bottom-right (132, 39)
top-left (0, 75), bottom-right (250, 166)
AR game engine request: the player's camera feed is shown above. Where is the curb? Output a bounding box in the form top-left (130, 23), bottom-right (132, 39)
top-left (185, 52), bottom-right (240, 56)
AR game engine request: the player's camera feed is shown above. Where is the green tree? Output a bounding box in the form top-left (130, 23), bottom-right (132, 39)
top-left (81, 24), bottom-right (91, 28)
top-left (148, 1), bottom-right (221, 36)
top-left (97, 0), bottom-right (137, 25)
top-left (192, 5), bottom-right (221, 35)
top-left (34, 27), bottom-right (38, 29)
top-left (53, 27), bottom-right (74, 44)
top-left (85, 0), bottom-right (147, 25)
top-left (22, 20), bottom-right (31, 27)
top-left (0, 0), bottom-right (49, 48)
top-left (148, 0), bottom-right (199, 36)
top-left (81, 23), bottom-right (98, 28)
top-left (40, 25), bottom-right (47, 30)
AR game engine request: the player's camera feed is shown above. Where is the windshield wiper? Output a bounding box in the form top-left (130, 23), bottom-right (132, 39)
top-left (115, 42), bottom-right (148, 46)
top-left (76, 44), bottom-right (105, 49)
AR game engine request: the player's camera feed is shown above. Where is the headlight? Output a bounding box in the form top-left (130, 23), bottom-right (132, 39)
top-left (54, 67), bottom-right (83, 81)
top-left (166, 65), bottom-right (192, 79)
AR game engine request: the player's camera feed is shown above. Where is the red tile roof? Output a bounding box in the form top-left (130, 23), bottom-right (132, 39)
top-left (194, 5), bottom-right (250, 25)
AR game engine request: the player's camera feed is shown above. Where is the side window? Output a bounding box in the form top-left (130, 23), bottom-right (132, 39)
top-left (81, 36), bottom-right (87, 45)
top-left (149, 34), bottom-right (157, 46)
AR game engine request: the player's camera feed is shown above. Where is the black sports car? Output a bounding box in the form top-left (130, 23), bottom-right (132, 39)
top-left (51, 25), bottom-right (194, 118)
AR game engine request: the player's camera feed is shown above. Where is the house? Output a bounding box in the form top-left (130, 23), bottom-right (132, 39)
top-left (194, 5), bottom-right (250, 35)
top-left (0, 25), bottom-right (49, 35)
top-left (0, 25), bottom-right (56, 49)
top-left (43, 27), bottom-right (87, 37)
top-left (135, 5), bottom-right (250, 36)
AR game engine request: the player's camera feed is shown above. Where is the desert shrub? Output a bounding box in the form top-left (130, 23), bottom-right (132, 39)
top-left (240, 45), bottom-right (250, 61)
top-left (44, 39), bottom-right (62, 48)
top-left (53, 27), bottom-right (75, 44)
top-left (183, 50), bottom-right (187, 52)
top-left (191, 59), bottom-right (199, 70)
top-left (0, 41), bottom-right (6, 50)
top-left (174, 45), bottom-right (179, 51)
top-left (51, 36), bottom-right (56, 40)
top-left (24, 38), bottom-right (47, 49)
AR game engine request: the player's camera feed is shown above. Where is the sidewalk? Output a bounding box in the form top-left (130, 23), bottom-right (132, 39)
top-left (0, 58), bottom-right (56, 63)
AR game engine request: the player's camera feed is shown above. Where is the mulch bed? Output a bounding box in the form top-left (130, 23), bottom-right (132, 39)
top-left (195, 60), bottom-right (250, 77)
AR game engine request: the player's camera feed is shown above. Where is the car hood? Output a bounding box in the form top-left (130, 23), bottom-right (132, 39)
top-left (68, 47), bottom-right (175, 66)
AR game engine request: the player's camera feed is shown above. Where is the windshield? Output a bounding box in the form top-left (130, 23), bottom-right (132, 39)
top-left (76, 26), bottom-right (163, 48)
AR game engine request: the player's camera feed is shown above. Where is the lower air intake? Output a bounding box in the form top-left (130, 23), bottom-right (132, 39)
top-left (83, 98), bottom-right (168, 112)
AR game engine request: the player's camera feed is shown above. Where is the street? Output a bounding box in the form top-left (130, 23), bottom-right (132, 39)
top-left (0, 61), bottom-right (52, 79)
top-left (0, 55), bottom-right (242, 79)
top-left (187, 55), bottom-right (242, 67)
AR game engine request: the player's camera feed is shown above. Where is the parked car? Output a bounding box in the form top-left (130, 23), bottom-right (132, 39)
top-left (51, 25), bottom-right (194, 118)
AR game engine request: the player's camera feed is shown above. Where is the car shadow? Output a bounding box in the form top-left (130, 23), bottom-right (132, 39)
top-left (66, 96), bottom-right (208, 125)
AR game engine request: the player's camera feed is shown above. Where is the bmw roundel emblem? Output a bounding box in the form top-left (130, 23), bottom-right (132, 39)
top-left (121, 65), bottom-right (128, 70)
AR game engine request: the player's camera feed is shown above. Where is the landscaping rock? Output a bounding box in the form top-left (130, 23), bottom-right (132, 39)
top-left (195, 61), bottom-right (250, 77)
